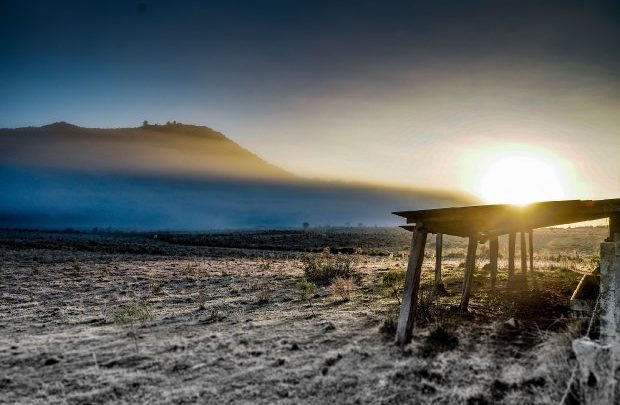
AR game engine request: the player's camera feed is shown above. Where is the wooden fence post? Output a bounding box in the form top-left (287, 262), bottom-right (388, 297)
top-left (489, 236), bottom-right (498, 290)
top-left (528, 230), bottom-right (534, 273)
top-left (508, 232), bottom-right (516, 285)
top-left (460, 235), bottom-right (478, 312)
top-left (395, 228), bottom-right (428, 347)
top-left (434, 233), bottom-right (444, 291)
top-left (520, 231), bottom-right (527, 275)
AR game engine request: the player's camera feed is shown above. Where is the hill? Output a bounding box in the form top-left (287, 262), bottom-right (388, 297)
top-left (0, 122), bottom-right (292, 180)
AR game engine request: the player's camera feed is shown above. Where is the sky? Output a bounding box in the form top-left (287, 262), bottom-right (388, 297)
top-left (1, 0), bottom-right (619, 200)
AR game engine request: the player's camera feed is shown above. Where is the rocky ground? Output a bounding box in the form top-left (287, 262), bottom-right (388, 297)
top-left (0, 227), bottom-right (614, 404)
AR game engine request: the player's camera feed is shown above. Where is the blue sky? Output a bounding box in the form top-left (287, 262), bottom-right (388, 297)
top-left (1, 0), bottom-right (619, 198)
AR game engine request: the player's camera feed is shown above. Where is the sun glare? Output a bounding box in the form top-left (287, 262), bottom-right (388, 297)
top-left (479, 155), bottom-right (565, 205)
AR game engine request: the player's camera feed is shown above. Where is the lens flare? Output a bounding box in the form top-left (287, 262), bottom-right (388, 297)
top-left (478, 155), bottom-right (565, 205)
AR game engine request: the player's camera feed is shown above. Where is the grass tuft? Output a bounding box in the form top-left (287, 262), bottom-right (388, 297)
top-left (330, 277), bottom-right (354, 302)
top-left (381, 269), bottom-right (406, 304)
top-left (301, 249), bottom-right (358, 285)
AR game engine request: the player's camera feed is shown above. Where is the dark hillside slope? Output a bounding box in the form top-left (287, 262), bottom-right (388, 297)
top-left (0, 122), bottom-right (291, 180)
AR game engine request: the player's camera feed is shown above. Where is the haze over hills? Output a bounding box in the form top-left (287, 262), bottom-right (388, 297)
top-left (0, 122), bottom-right (475, 230)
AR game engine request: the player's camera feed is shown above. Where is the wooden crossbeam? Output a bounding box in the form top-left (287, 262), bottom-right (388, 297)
top-left (393, 198), bottom-right (620, 349)
top-left (395, 199), bottom-right (620, 237)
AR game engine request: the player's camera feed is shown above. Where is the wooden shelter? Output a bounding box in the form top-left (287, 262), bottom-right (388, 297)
top-left (393, 198), bottom-right (620, 347)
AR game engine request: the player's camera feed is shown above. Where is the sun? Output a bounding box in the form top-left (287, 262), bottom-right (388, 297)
top-left (478, 155), bottom-right (565, 205)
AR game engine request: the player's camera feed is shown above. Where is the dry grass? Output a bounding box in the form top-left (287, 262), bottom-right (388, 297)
top-left (330, 277), bottom-right (354, 302)
top-left (381, 269), bottom-right (406, 303)
top-left (301, 249), bottom-right (359, 285)
top-left (0, 227), bottom-right (609, 404)
top-left (254, 281), bottom-right (272, 304)
top-left (530, 320), bottom-right (585, 403)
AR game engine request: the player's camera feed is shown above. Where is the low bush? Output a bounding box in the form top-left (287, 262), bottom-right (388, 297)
top-left (331, 277), bottom-right (354, 302)
top-left (296, 279), bottom-right (317, 300)
top-left (301, 249), bottom-right (358, 285)
top-left (258, 257), bottom-right (272, 272)
top-left (114, 298), bottom-right (154, 326)
top-left (196, 289), bottom-right (207, 310)
top-left (416, 287), bottom-right (437, 324)
top-left (255, 282), bottom-right (272, 304)
top-left (421, 325), bottom-right (459, 356)
top-left (382, 269), bottom-right (406, 304)
top-left (296, 279), bottom-right (317, 316)
top-left (114, 298), bottom-right (154, 353)
top-left (380, 306), bottom-right (399, 337)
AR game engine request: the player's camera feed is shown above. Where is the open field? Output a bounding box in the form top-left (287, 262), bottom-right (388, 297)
top-left (0, 227), bottom-right (616, 404)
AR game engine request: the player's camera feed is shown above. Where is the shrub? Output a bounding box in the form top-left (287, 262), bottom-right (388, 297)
top-left (70, 260), bottom-right (81, 277)
top-left (382, 269), bottom-right (406, 304)
top-left (416, 287), bottom-right (437, 324)
top-left (421, 325), bottom-right (459, 356)
top-left (114, 299), bottom-right (154, 326)
top-left (301, 250), bottom-right (358, 285)
top-left (196, 290), bottom-right (207, 310)
top-left (114, 298), bottom-right (154, 353)
top-left (296, 279), bottom-right (317, 300)
top-left (258, 257), bottom-right (271, 273)
top-left (255, 282), bottom-right (272, 304)
top-left (380, 307), bottom-right (399, 337)
top-left (331, 277), bottom-right (354, 302)
top-left (149, 279), bottom-right (163, 296)
top-left (296, 279), bottom-right (317, 316)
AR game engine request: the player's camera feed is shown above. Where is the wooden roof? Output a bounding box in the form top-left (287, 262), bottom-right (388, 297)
top-left (394, 198), bottom-right (620, 238)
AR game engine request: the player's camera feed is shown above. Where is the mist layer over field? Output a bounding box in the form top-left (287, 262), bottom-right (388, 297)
top-left (0, 123), bottom-right (472, 230)
top-left (0, 166), bottom-right (471, 230)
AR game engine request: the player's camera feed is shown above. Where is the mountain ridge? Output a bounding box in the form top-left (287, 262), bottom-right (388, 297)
top-left (0, 121), bottom-right (293, 180)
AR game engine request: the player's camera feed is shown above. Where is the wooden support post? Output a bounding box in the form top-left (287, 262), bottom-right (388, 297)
top-left (520, 231), bottom-right (527, 275)
top-left (460, 235), bottom-right (478, 312)
top-left (395, 228), bottom-right (428, 347)
top-left (609, 214), bottom-right (620, 242)
top-left (508, 232), bottom-right (516, 285)
top-left (489, 236), bottom-right (498, 290)
top-left (528, 230), bottom-right (534, 273)
top-left (434, 233), bottom-right (444, 290)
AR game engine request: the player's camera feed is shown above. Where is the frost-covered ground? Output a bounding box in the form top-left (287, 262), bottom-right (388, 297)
top-left (0, 228), bottom-right (613, 404)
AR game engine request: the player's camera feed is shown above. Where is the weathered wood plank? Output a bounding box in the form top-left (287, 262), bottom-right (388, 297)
top-left (395, 228), bottom-right (428, 347)
top-left (508, 232), bottom-right (516, 284)
top-left (528, 230), bottom-right (534, 273)
top-left (393, 198), bottom-right (620, 237)
top-left (609, 214), bottom-right (620, 242)
top-left (489, 236), bottom-right (499, 290)
top-left (520, 231), bottom-right (527, 275)
top-left (434, 233), bottom-right (443, 289)
top-left (460, 235), bottom-right (478, 312)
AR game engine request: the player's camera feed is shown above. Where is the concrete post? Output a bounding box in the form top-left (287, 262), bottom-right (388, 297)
top-left (591, 219), bottom-right (620, 404)
top-left (572, 338), bottom-right (615, 405)
top-left (599, 241), bottom-right (618, 345)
